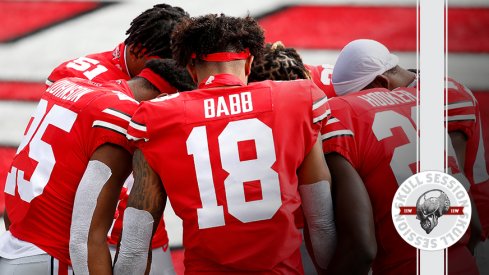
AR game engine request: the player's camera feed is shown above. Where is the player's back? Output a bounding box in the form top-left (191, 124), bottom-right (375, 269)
top-left (46, 43), bottom-right (129, 86)
top-left (322, 86), bottom-right (478, 275)
top-left (128, 79), bottom-right (328, 274)
top-left (3, 78), bottom-right (137, 265)
top-left (46, 44), bottom-right (169, 249)
top-left (322, 87), bottom-right (420, 273)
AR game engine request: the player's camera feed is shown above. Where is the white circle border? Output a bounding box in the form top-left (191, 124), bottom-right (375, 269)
top-left (391, 170), bottom-right (472, 251)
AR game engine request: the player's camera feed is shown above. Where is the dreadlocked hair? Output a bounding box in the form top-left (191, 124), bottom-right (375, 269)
top-left (142, 59), bottom-right (196, 92)
top-left (249, 41), bottom-right (310, 82)
top-left (125, 4), bottom-right (189, 59)
top-left (171, 14), bottom-right (265, 67)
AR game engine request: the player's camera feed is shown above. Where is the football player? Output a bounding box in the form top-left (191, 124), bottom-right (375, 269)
top-left (0, 60), bottom-right (194, 275)
top-left (114, 14), bottom-right (336, 274)
top-left (324, 39), bottom-right (481, 274)
top-left (45, 4), bottom-right (190, 274)
top-left (249, 41), bottom-right (377, 274)
top-left (47, 4), bottom-right (189, 85)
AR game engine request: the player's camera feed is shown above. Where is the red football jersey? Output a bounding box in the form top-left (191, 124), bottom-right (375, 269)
top-left (4, 78), bottom-right (140, 265)
top-left (305, 64), bottom-right (336, 98)
top-left (321, 87), bottom-right (477, 275)
top-left (127, 76), bottom-right (329, 274)
top-left (46, 43), bottom-right (168, 248)
top-left (46, 43), bottom-right (130, 86)
top-left (445, 78), bottom-right (489, 237)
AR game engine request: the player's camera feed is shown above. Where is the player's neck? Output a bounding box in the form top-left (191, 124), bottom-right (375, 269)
top-left (194, 61), bottom-right (248, 86)
top-left (127, 78), bottom-right (160, 102)
top-left (396, 68), bottom-right (417, 89)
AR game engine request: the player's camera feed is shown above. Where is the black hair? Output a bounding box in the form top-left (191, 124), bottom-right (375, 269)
top-left (249, 42), bottom-right (310, 82)
top-left (142, 59), bottom-right (196, 92)
top-left (171, 14), bottom-right (265, 67)
top-left (125, 4), bottom-right (189, 59)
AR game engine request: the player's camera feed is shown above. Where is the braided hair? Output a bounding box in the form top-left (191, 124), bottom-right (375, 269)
top-left (125, 4), bottom-right (189, 59)
top-left (249, 42), bottom-right (311, 82)
top-left (171, 14), bottom-right (265, 67)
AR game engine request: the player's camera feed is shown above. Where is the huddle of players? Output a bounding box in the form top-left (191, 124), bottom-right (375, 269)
top-left (1, 3), bottom-right (488, 275)
top-left (252, 40), bottom-right (488, 274)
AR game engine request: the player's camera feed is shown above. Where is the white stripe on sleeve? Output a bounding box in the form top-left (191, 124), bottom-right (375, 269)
top-left (446, 114), bottom-right (476, 122)
top-left (93, 120), bottom-right (127, 135)
top-left (129, 120), bottom-right (147, 132)
top-left (321, 130), bottom-right (354, 140)
top-left (313, 109), bottom-right (331, 124)
top-left (312, 97), bottom-right (328, 110)
top-left (102, 108), bottom-right (131, 121)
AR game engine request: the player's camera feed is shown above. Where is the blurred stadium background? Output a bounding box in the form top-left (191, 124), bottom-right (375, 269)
top-left (0, 0), bottom-right (488, 273)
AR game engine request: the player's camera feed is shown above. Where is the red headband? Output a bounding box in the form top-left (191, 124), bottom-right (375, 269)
top-left (191, 49), bottom-right (250, 62)
top-left (138, 68), bottom-right (178, 94)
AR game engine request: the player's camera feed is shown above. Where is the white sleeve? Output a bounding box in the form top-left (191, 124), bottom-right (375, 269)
top-left (299, 180), bottom-right (337, 269)
top-left (69, 160), bottom-right (112, 275)
top-left (113, 207), bottom-right (154, 275)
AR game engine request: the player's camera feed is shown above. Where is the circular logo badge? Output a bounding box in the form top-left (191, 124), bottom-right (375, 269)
top-left (391, 171), bottom-right (471, 251)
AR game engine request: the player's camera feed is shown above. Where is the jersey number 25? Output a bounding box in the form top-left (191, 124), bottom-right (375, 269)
top-left (5, 100), bottom-right (77, 202)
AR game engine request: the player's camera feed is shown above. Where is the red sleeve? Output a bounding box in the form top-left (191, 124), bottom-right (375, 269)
top-left (126, 101), bottom-right (152, 149)
top-left (85, 93), bottom-right (138, 156)
top-left (321, 98), bottom-right (358, 168)
top-left (310, 82), bottom-right (331, 127)
top-left (446, 78), bottom-right (477, 139)
top-left (302, 82), bottom-right (331, 156)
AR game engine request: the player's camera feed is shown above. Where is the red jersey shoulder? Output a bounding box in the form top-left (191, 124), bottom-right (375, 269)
top-left (445, 78), bottom-right (477, 138)
top-left (47, 48), bottom-right (129, 86)
top-left (256, 79), bottom-right (331, 123)
top-left (321, 96), bottom-right (358, 166)
top-left (446, 78), bottom-right (477, 106)
top-left (46, 78), bottom-right (138, 148)
top-left (127, 93), bottom-right (182, 144)
top-left (340, 87), bottom-right (417, 116)
top-left (48, 78), bottom-right (137, 111)
top-left (321, 87), bottom-right (417, 167)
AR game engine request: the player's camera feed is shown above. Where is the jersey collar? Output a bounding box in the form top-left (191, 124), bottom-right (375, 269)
top-left (198, 74), bottom-right (246, 89)
top-left (112, 42), bottom-right (131, 78)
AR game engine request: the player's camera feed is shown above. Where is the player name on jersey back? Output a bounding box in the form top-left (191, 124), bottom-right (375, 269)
top-left (46, 79), bottom-right (95, 103)
top-left (185, 87), bottom-right (273, 124)
top-left (358, 89), bottom-right (416, 107)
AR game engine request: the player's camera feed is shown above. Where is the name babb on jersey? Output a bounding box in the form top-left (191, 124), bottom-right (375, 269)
top-left (127, 79), bottom-right (329, 274)
top-left (4, 78), bottom-right (138, 265)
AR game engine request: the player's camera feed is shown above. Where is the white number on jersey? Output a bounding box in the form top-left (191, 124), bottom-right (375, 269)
top-left (319, 64), bottom-right (334, 86)
top-left (5, 100), bottom-right (77, 202)
top-left (67, 57), bottom-right (108, 80)
top-left (187, 118), bottom-right (282, 229)
top-left (372, 107), bottom-right (463, 185)
top-left (372, 110), bottom-right (417, 185)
